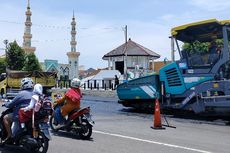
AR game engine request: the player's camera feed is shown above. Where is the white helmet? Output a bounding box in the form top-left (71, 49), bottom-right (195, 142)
top-left (21, 77), bottom-right (34, 90)
top-left (71, 78), bottom-right (81, 88)
top-left (33, 84), bottom-right (43, 95)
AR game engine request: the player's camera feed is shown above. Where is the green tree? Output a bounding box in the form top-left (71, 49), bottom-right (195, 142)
top-left (0, 57), bottom-right (6, 74)
top-left (23, 53), bottom-right (42, 71)
top-left (6, 41), bottom-right (25, 70)
top-left (182, 41), bottom-right (209, 54)
top-left (182, 40), bottom-right (224, 54)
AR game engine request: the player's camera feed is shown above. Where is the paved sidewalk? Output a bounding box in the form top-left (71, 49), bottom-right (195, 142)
top-left (82, 89), bottom-right (118, 102)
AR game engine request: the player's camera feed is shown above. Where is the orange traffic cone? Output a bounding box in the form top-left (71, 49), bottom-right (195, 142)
top-left (151, 98), bottom-right (165, 130)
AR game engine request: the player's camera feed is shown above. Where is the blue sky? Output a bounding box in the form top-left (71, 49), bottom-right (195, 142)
top-left (0, 0), bottom-right (229, 69)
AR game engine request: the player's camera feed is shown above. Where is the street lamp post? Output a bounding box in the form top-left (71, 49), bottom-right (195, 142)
top-left (123, 25), bottom-right (128, 80)
top-left (2, 40), bottom-right (9, 98)
top-left (3, 39), bottom-right (8, 70)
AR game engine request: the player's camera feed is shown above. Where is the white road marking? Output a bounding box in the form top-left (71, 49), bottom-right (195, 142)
top-left (93, 130), bottom-right (212, 153)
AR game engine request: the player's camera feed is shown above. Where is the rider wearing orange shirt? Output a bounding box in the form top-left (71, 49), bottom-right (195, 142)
top-left (54, 78), bottom-right (82, 125)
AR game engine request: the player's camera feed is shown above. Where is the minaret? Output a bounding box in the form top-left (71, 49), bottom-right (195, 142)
top-left (67, 11), bottom-right (80, 79)
top-left (22, 0), bottom-right (36, 54)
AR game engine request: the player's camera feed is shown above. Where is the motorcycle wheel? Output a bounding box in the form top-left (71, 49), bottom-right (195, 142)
top-left (49, 116), bottom-right (59, 132)
top-left (79, 119), bottom-right (92, 140)
top-left (32, 132), bottom-right (49, 153)
top-left (0, 123), bottom-right (4, 147)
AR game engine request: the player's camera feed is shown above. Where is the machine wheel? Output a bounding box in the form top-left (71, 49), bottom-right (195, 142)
top-left (79, 119), bottom-right (92, 140)
top-left (49, 116), bottom-right (59, 132)
top-left (33, 132), bottom-right (49, 153)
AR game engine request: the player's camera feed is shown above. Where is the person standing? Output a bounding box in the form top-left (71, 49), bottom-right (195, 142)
top-left (114, 75), bottom-right (119, 88)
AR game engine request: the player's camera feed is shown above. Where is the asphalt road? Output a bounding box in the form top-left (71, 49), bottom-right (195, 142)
top-left (0, 96), bottom-right (229, 153)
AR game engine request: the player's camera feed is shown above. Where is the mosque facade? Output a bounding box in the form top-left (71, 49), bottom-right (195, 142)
top-left (23, 0), bottom-right (80, 80)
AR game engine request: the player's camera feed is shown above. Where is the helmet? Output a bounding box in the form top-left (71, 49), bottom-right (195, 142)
top-left (21, 77), bottom-right (34, 90)
top-left (71, 78), bottom-right (81, 88)
top-left (33, 84), bottom-right (43, 95)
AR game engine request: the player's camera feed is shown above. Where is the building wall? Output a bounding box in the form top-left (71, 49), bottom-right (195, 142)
top-left (150, 61), bottom-right (168, 72)
top-left (40, 60), bottom-right (69, 79)
top-left (110, 56), bottom-right (150, 69)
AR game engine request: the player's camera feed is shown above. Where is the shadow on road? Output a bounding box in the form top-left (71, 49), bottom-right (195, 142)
top-left (51, 130), bottom-right (94, 142)
top-left (119, 108), bottom-right (230, 126)
top-left (0, 145), bottom-right (27, 153)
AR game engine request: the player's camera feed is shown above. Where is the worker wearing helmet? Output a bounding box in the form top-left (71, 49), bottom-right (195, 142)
top-left (53, 78), bottom-right (82, 125)
top-left (3, 77), bottom-right (33, 142)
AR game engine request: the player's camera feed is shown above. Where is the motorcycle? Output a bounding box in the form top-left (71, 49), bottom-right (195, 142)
top-left (49, 105), bottom-right (94, 140)
top-left (0, 97), bottom-right (53, 153)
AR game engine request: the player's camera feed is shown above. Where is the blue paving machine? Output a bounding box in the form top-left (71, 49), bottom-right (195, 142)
top-left (117, 19), bottom-right (230, 116)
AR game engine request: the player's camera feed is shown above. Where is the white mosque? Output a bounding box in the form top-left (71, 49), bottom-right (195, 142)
top-left (23, 0), bottom-right (80, 80)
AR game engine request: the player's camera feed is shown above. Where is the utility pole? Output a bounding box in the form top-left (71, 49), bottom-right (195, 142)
top-left (123, 25), bottom-right (128, 80)
top-left (125, 25), bottom-right (127, 43)
top-left (3, 39), bottom-right (8, 71)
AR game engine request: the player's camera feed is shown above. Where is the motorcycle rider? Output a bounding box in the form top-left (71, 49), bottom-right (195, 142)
top-left (3, 77), bottom-right (33, 142)
top-left (53, 78), bottom-right (82, 126)
top-left (19, 84), bottom-right (43, 129)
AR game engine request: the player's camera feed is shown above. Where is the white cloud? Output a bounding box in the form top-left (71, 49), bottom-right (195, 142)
top-left (189, 0), bottom-right (230, 12)
top-left (160, 14), bottom-right (175, 21)
top-left (0, 6), bottom-right (122, 69)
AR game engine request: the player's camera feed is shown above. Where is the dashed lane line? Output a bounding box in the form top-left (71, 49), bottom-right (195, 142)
top-left (93, 130), bottom-right (212, 153)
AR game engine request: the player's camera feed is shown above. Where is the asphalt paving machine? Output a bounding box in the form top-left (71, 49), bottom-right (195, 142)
top-left (117, 19), bottom-right (230, 116)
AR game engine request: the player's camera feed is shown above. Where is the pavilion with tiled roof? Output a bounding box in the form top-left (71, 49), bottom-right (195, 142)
top-left (102, 38), bottom-right (160, 75)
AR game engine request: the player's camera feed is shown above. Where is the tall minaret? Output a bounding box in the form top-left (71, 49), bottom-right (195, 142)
top-left (22, 0), bottom-right (36, 54)
top-left (67, 11), bottom-right (80, 80)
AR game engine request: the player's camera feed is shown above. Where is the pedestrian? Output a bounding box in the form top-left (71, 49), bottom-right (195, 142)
top-left (114, 75), bottom-right (119, 88)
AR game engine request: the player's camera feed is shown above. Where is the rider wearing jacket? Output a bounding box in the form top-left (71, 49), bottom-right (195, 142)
top-left (3, 77), bottom-right (33, 142)
top-left (54, 78), bottom-right (82, 125)
top-left (19, 84), bottom-right (43, 128)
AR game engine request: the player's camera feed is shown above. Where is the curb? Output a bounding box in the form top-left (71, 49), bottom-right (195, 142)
top-left (82, 95), bottom-right (118, 103)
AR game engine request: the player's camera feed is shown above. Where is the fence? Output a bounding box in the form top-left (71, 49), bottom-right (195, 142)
top-left (57, 80), bottom-right (71, 88)
top-left (82, 79), bottom-right (122, 90)
top-left (57, 79), bottom-right (124, 90)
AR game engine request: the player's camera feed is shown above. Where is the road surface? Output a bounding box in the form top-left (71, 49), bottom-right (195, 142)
top-left (0, 96), bottom-right (229, 153)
